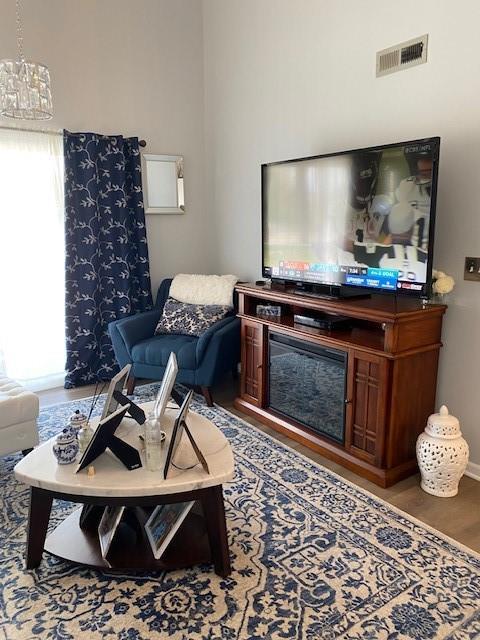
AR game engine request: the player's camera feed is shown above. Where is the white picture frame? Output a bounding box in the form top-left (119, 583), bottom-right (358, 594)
top-left (142, 154), bottom-right (185, 214)
top-left (163, 389), bottom-right (194, 479)
top-left (98, 505), bottom-right (125, 560)
top-left (145, 501), bottom-right (194, 559)
top-left (100, 364), bottom-right (132, 421)
top-left (153, 352), bottom-right (179, 421)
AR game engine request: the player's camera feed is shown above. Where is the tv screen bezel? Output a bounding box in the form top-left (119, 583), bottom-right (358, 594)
top-left (261, 136), bottom-right (440, 298)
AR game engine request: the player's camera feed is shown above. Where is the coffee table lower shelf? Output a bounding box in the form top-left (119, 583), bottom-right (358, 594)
top-left (44, 507), bottom-right (211, 572)
top-left (25, 484), bottom-right (231, 577)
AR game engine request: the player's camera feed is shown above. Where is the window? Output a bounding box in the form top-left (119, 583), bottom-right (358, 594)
top-left (0, 128), bottom-right (65, 390)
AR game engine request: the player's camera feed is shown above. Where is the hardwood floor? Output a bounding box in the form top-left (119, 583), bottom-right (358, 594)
top-left (38, 377), bottom-right (480, 554)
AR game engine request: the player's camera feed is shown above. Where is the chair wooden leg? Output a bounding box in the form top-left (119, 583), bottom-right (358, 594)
top-left (201, 386), bottom-right (214, 407)
top-left (126, 376), bottom-right (136, 395)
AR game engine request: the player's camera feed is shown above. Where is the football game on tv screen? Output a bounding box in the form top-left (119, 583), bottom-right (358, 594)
top-left (262, 138), bottom-right (439, 294)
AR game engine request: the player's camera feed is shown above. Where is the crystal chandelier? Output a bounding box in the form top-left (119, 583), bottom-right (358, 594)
top-left (0, 0), bottom-right (53, 120)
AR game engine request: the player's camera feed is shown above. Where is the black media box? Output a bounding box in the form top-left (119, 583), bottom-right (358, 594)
top-left (294, 314), bottom-right (351, 331)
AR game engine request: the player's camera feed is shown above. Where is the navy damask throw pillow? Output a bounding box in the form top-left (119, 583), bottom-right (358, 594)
top-left (155, 297), bottom-right (232, 337)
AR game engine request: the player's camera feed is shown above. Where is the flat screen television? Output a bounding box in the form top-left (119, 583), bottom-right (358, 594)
top-left (262, 137), bottom-right (440, 297)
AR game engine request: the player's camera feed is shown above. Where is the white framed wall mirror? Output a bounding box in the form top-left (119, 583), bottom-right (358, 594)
top-left (142, 154), bottom-right (185, 214)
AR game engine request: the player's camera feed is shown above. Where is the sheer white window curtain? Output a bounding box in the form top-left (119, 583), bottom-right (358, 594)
top-left (0, 128), bottom-right (65, 390)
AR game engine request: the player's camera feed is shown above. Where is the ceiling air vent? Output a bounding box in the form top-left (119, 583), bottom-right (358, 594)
top-left (376, 35), bottom-right (428, 77)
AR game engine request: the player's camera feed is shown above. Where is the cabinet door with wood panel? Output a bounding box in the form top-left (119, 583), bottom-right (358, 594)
top-left (345, 350), bottom-right (390, 466)
top-left (240, 319), bottom-right (266, 407)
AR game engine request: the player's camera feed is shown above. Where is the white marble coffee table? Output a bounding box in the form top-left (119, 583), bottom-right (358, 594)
top-left (14, 403), bottom-right (234, 576)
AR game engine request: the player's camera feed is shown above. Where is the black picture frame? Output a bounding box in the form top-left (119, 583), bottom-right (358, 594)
top-left (100, 364), bottom-right (132, 421)
top-left (76, 404), bottom-right (142, 472)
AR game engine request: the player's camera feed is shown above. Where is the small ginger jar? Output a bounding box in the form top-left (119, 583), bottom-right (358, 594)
top-left (53, 427), bottom-right (79, 465)
top-left (416, 405), bottom-right (469, 497)
top-left (69, 409), bottom-right (88, 435)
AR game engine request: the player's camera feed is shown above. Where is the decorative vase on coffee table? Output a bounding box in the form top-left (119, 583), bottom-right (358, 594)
top-left (416, 405), bottom-right (469, 497)
top-left (52, 427), bottom-right (79, 465)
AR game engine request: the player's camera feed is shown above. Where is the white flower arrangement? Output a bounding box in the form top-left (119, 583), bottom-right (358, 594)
top-left (432, 269), bottom-right (455, 295)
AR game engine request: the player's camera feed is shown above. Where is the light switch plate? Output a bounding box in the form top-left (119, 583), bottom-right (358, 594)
top-left (464, 257), bottom-right (480, 281)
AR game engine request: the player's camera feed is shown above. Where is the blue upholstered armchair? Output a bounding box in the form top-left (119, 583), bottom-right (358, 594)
top-left (108, 278), bottom-right (240, 406)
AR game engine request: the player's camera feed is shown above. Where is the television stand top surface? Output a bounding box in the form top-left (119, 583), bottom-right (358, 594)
top-left (235, 282), bottom-right (447, 323)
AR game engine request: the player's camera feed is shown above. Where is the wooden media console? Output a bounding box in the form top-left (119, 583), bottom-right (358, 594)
top-left (234, 282), bottom-right (446, 487)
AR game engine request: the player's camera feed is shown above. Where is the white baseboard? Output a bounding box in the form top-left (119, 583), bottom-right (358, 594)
top-left (465, 461), bottom-right (480, 482)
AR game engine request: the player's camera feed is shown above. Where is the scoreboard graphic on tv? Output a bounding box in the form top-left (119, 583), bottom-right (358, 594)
top-left (272, 261), bottom-right (401, 291)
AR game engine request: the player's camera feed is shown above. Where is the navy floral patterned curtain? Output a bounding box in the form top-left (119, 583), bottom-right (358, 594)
top-left (64, 131), bottom-right (153, 388)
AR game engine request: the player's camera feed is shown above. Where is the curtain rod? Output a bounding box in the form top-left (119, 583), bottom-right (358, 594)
top-left (0, 125), bottom-right (147, 146)
top-left (0, 124), bottom-right (62, 136)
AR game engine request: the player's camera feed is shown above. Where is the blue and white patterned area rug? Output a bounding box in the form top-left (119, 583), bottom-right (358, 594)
top-left (1, 383), bottom-right (479, 640)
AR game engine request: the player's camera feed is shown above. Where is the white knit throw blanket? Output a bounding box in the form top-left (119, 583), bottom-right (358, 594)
top-left (169, 274), bottom-right (238, 307)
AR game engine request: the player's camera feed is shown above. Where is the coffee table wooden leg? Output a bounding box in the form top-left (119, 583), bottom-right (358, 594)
top-left (26, 487), bottom-right (53, 569)
top-left (201, 485), bottom-right (231, 577)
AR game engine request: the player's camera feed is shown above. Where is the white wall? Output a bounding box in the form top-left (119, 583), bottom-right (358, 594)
top-left (203, 0), bottom-right (480, 468)
top-left (0, 0), bottom-right (212, 294)
top-left (2, 0), bottom-right (479, 469)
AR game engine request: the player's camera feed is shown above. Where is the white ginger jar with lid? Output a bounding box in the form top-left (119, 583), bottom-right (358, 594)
top-left (416, 405), bottom-right (469, 497)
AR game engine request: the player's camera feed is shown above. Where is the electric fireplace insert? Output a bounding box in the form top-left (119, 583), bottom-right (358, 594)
top-left (268, 333), bottom-right (347, 443)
